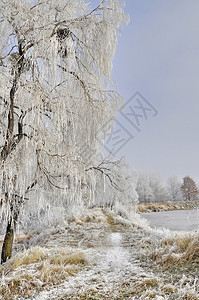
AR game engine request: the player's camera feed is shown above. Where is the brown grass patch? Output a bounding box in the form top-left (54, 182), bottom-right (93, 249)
top-left (140, 278), bottom-right (159, 288)
top-left (138, 200), bottom-right (199, 213)
top-left (50, 247), bottom-right (88, 266)
top-left (69, 209), bottom-right (108, 225)
top-left (39, 261), bottom-right (79, 285)
top-left (159, 234), bottom-right (199, 266)
top-left (0, 246), bottom-right (88, 299)
top-left (10, 246), bottom-right (47, 269)
top-left (181, 238), bottom-right (199, 262)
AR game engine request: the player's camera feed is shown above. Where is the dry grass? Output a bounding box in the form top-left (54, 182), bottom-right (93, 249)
top-left (9, 245), bottom-right (87, 270)
top-left (15, 233), bottom-right (32, 243)
top-left (138, 202), bottom-right (172, 213)
top-left (182, 238), bottom-right (199, 262)
top-left (138, 200), bottom-right (199, 213)
top-left (69, 208), bottom-right (131, 228)
top-left (0, 245), bottom-right (88, 299)
top-left (161, 235), bottom-right (193, 252)
top-left (68, 209), bottom-right (108, 225)
top-left (141, 278), bottom-right (159, 288)
top-left (10, 246), bottom-right (47, 269)
top-left (162, 284), bottom-right (175, 293)
top-left (102, 210), bottom-right (117, 225)
top-left (38, 261), bottom-right (79, 285)
top-left (50, 247), bottom-right (88, 266)
top-left (158, 234), bottom-right (199, 266)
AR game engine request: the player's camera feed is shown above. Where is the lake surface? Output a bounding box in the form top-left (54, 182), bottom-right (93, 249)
top-left (141, 209), bottom-right (199, 231)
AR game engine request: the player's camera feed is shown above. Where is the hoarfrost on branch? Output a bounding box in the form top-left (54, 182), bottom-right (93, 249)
top-left (0, 0), bottom-right (136, 231)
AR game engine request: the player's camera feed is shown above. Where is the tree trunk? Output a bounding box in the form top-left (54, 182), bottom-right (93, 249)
top-left (1, 219), bottom-right (14, 264)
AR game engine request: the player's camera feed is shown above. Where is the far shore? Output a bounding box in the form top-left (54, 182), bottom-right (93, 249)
top-left (137, 200), bottom-right (199, 213)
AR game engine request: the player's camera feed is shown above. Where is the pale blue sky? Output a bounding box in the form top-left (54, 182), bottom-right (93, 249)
top-left (90, 1), bottom-right (199, 182)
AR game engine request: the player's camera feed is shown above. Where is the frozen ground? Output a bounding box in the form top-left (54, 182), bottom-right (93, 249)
top-left (1, 209), bottom-right (198, 299)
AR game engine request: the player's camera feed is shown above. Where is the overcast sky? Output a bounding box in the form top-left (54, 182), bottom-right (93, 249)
top-left (102, 0), bottom-right (199, 183)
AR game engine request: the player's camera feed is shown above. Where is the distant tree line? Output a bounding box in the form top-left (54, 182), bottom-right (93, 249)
top-left (135, 172), bottom-right (199, 203)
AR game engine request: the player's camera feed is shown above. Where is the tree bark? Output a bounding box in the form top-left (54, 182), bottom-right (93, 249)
top-left (1, 182), bottom-right (37, 264)
top-left (1, 219), bottom-right (14, 264)
top-left (0, 43), bottom-right (24, 263)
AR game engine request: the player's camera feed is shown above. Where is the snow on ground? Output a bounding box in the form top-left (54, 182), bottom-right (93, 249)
top-left (1, 208), bottom-right (198, 299)
top-left (35, 230), bottom-right (146, 299)
top-left (32, 209), bottom-right (199, 299)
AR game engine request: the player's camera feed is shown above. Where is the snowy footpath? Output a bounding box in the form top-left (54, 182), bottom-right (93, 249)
top-left (31, 210), bottom-right (199, 300)
top-left (36, 231), bottom-right (145, 299)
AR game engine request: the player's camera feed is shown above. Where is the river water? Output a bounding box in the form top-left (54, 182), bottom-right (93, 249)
top-left (141, 209), bottom-right (199, 231)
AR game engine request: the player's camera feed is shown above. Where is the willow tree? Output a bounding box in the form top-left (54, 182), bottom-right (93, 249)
top-left (0, 0), bottom-right (129, 263)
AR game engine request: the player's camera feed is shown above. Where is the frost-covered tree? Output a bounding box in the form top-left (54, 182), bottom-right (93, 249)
top-left (0, 0), bottom-right (130, 263)
top-left (136, 171), bottom-right (166, 203)
top-left (92, 157), bottom-right (138, 208)
top-left (166, 175), bottom-right (182, 202)
top-left (136, 172), bottom-right (154, 203)
top-left (148, 174), bottom-right (166, 203)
